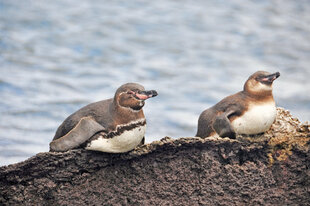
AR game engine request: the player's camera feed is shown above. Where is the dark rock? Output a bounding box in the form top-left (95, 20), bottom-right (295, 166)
top-left (0, 108), bottom-right (309, 205)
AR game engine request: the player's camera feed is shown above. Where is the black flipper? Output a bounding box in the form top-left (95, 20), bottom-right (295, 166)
top-left (213, 110), bottom-right (236, 139)
top-left (50, 117), bottom-right (106, 152)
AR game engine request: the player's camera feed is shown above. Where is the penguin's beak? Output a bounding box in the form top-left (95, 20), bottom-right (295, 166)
top-left (135, 90), bottom-right (158, 100)
top-left (260, 72), bottom-right (280, 83)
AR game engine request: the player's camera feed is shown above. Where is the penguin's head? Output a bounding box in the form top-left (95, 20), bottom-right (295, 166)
top-left (114, 83), bottom-right (158, 111)
top-left (244, 71), bottom-right (280, 95)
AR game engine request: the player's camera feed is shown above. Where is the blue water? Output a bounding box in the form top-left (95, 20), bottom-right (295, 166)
top-left (1, 0), bottom-right (310, 166)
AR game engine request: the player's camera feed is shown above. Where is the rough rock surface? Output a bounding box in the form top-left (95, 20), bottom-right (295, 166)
top-left (0, 108), bottom-right (309, 205)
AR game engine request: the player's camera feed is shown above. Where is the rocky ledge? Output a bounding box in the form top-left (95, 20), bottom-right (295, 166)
top-left (0, 108), bottom-right (309, 205)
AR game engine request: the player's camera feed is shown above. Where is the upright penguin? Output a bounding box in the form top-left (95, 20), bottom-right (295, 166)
top-left (196, 71), bottom-right (280, 139)
top-left (50, 83), bottom-right (158, 152)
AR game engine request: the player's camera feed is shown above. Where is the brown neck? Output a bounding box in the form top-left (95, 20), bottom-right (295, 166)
top-left (110, 101), bottom-right (145, 125)
top-left (243, 89), bottom-right (274, 102)
top-left (243, 79), bottom-right (275, 102)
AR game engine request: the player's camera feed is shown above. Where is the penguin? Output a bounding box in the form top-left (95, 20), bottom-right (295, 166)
top-left (196, 71), bottom-right (280, 139)
top-left (50, 83), bottom-right (158, 152)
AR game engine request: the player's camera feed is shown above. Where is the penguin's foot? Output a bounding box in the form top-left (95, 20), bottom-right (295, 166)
top-left (213, 116), bottom-right (236, 139)
top-left (220, 130), bottom-right (236, 139)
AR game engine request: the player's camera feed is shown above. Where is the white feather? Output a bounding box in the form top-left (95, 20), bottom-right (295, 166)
top-left (231, 102), bottom-right (276, 135)
top-left (86, 119), bottom-right (146, 153)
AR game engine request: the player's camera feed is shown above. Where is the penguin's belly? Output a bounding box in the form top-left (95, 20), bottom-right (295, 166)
top-left (231, 103), bottom-right (276, 135)
top-left (86, 125), bottom-right (146, 153)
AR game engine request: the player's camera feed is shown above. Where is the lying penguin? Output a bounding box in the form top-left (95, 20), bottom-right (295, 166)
top-left (50, 83), bottom-right (158, 152)
top-left (196, 71), bottom-right (280, 139)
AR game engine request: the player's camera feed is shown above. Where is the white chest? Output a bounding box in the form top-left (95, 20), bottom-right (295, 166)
top-left (86, 124), bottom-right (146, 153)
top-left (231, 102), bottom-right (276, 135)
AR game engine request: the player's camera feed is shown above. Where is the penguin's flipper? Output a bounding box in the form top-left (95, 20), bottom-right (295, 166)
top-left (213, 110), bottom-right (236, 139)
top-left (50, 117), bottom-right (106, 152)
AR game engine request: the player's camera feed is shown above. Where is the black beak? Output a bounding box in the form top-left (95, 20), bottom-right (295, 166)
top-left (135, 90), bottom-right (158, 100)
top-left (261, 72), bottom-right (280, 83)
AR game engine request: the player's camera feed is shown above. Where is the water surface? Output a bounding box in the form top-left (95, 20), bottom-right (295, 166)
top-left (1, 0), bottom-right (310, 166)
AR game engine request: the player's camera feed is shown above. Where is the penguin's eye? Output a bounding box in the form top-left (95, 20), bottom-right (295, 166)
top-left (256, 75), bottom-right (264, 81)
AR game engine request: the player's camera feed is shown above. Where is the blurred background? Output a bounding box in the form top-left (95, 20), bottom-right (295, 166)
top-left (0, 0), bottom-right (309, 166)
